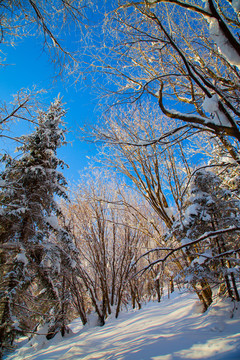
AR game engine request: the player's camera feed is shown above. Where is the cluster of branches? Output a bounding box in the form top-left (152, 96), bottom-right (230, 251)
top-left (61, 172), bottom-right (171, 326)
top-left (79, 0), bottom-right (240, 311)
top-left (87, 0), bottom-right (240, 159)
top-left (0, 0), bottom-right (89, 161)
top-left (0, 0), bottom-right (86, 72)
top-left (89, 103), bottom-right (240, 311)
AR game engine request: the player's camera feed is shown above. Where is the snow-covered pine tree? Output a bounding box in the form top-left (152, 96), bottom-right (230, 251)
top-left (173, 169), bottom-right (240, 306)
top-left (0, 98), bottom-right (76, 352)
top-left (208, 139), bottom-right (240, 196)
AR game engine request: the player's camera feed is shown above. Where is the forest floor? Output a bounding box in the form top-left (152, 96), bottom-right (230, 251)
top-left (5, 289), bottom-right (240, 360)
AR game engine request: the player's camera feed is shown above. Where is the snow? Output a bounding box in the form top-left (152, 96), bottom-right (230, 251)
top-left (232, 0), bottom-right (240, 14)
top-left (16, 252), bottom-right (28, 265)
top-left (183, 203), bottom-right (199, 227)
top-left (0, 179), bottom-right (6, 187)
top-left (186, 203), bottom-right (199, 217)
top-left (161, 107), bottom-right (231, 129)
top-left (220, 156), bottom-right (236, 164)
top-left (71, 259), bottom-right (77, 269)
top-left (181, 237), bottom-right (192, 246)
top-left (11, 316), bottom-right (21, 331)
top-left (164, 206), bottom-right (174, 219)
top-left (192, 249), bottom-right (212, 265)
top-left (13, 207), bottom-right (27, 215)
top-left (208, 18), bottom-right (240, 66)
top-left (202, 95), bottom-right (230, 127)
top-left (5, 290), bottom-right (240, 360)
top-left (46, 216), bottom-right (60, 230)
top-left (202, 95), bottom-right (219, 113)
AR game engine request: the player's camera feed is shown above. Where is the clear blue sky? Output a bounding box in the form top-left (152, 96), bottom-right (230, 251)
top-left (0, 36), bottom-right (99, 184)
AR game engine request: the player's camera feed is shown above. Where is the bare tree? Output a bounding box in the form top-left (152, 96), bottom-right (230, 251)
top-left (89, 0), bottom-right (240, 163)
top-left (90, 104), bottom-right (216, 309)
top-left (0, 0), bottom-right (88, 74)
top-left (0, 0), bottom-right (92, 155)
top-left (63, 171), bottom-right (165, 323)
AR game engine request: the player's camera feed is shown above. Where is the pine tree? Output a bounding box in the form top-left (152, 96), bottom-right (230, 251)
top-left (0, 98), bottom-right (76, 352)
top-left (173, 169), bottom-right (240, 306)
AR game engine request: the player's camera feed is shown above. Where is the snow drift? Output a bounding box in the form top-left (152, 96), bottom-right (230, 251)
top-left (5, 289), bottom-right (240, 360)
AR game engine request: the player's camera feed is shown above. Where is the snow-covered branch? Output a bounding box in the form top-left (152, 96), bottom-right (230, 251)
top-left (137, 226), bottom-right (240, 275)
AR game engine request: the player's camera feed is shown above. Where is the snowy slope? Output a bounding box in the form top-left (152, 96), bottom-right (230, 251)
top-left (5, 290), bottom-right (240, 360)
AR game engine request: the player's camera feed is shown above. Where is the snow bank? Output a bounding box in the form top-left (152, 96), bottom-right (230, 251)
top-left (5, 290), bottom-right (240, 360)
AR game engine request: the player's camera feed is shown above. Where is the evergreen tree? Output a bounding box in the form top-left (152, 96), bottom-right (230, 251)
top-left (173, 169), bottom-right (240, 306)
top-left (0, 98), bottom-right (76, 353)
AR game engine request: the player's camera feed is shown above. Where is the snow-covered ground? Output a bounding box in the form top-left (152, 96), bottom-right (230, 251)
top-left (5, 290), bottom-right (240, 360)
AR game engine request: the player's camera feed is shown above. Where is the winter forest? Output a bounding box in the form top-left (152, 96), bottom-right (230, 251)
top-left (1, 0), bottom-right (240, 359)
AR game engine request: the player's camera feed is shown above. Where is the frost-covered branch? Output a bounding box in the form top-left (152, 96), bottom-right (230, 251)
top-left (137, 226), bottom-right (240, 275)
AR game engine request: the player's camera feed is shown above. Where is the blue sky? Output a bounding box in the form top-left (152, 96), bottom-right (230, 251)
top-left (0, 36), bottom-right (99, 184)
